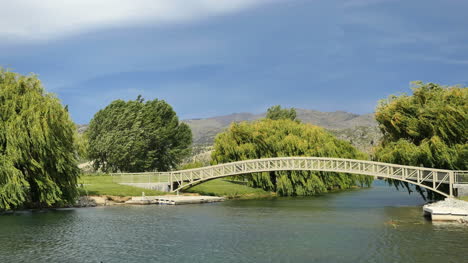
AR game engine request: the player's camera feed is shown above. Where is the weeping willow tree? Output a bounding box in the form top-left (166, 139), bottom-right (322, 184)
top-left (0, 69), bottom-right (79, 210)
top-left (374, 81), bottom-right (467, 199)
top-left (211, 119), bottom-right (373, 196)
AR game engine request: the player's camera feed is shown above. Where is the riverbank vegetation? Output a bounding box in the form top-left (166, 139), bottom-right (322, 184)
top-left (0, 70), bottom-right (80, 211)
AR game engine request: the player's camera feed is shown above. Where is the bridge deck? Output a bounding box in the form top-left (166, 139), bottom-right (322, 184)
top-left (112, 157), bottom-right (468, 198)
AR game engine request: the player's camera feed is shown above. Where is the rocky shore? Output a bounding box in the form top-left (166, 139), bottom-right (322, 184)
top-left (76, 195), bottom-right (131, 207)
top-left (76, 194), bottom-right (224, 206)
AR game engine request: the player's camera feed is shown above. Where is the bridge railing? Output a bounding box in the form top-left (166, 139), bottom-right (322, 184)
top-left (111, 172), bottom-right (171, 184)
top-left (108, 157), bottom-right (468, 196)
top-left (168, 157), bottom-right (457, 192)
top-left (455, 171), bottom-right (468, 184)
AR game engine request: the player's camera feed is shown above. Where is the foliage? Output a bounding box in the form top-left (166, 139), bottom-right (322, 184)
top-left (266, 105), bottom-right (297, 121)
top-left (211, 119), bottom-right (372, 196)
top-left (180, 161), bottom-right (205, 170)
top-left (374, 82), bottom-right (467, 169)
top-left (374, 82), bottom-right (467, 198)
top-left (87, 96), bottom-right (192, 173)
top-left (74, 131), bottom-right (89, 162)
top-left (0, 69), bottom-right (79, 210)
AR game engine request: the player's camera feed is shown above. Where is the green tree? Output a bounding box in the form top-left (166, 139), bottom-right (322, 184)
top-left (87, 97), bottom-right (192, 172)
top-left (266, 105), bottom-right (297, 121)
top-left (211, 119), bottom-right (372, 196)
top-left (74, 131), bottom-right (89, 162)
top-left (0, 69), bottom-right (80, 210)
top-left (374, 82), bottom-right (467, 198)
top-left (180, 161), bottom-right (204, 170)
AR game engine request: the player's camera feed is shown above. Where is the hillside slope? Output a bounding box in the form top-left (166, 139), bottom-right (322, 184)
top-left (184, 109), bottom-right (380, 150)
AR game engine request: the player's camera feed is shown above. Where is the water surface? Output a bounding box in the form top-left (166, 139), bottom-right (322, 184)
top-left (1, 181), bottom-right (467, 263)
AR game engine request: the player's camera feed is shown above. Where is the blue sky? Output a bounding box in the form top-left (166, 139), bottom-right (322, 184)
top-left (1, 0), bottom-right (467, 124)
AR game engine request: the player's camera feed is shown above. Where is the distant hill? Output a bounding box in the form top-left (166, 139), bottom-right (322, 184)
top-left (77, 109), bottom-right (382, 162)
top-left (183, 112), bottom-right (261, 145)
top-left (77, 124), bottom-right (89, 134)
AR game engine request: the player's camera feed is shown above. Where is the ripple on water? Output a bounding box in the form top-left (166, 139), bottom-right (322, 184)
top-left (1, 183), bottom-right (468, 263)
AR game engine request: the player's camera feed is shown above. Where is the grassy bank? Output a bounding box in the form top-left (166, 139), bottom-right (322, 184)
top-left (78, 175), bottom-right (168, 196)
top-left (184, 178), bottom-right (274, 199)
top-left (78, 174), bottom-right (272, 198)
top-left (460, 196), bottom-right (468, 202)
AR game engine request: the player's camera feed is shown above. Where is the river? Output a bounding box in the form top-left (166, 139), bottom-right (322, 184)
top-left (0, 181), bottom-right (467, 263)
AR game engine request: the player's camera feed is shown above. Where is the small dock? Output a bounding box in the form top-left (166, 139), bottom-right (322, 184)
top-left (125, 195), bottom-right (224, 205)
top-left (423, 198), bottom-right (468, 222)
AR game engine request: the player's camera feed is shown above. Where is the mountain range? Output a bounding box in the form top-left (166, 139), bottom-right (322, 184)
top-left (184, 109), bottom-right (381, 152)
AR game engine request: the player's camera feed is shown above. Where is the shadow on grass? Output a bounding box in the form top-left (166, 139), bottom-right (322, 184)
top-left (223, 180), bottom-right (249, 186)
top-left (184, 178), bottom-right (274, 199)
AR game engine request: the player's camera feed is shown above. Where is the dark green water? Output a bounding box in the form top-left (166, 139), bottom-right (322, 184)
top-left (1, 181), bottom-right (467, 263)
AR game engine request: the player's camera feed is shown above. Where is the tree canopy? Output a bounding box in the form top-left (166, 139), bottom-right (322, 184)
top-left (87, 97), bottom-right (192, 172)
top-left (374, 82), bottom-right (467, 198)
top-left (266, 105), bottom-right (298, 121)
top-left (374, 82), bottom-right (467, 170)
top-left (211, 119), bottom-right (372, 196)
top-left (0, 69), bottom-right (79, 210)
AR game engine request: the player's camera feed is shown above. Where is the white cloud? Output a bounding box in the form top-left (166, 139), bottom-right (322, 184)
top-left (0, 0), bottom-right (267, 41)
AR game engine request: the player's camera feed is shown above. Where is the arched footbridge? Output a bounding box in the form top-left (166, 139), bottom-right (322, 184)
top-left (113, 157), bottom-right (468, 198)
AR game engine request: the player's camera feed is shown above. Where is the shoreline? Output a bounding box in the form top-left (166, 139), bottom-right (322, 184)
top-left (3, 191), bottom-right (468, 224)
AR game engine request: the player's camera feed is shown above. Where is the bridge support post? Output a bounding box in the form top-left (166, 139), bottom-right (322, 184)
top-left (170, 172), bottom-right (173, 192)
top-left (449, 172), bottom-right (454, 198)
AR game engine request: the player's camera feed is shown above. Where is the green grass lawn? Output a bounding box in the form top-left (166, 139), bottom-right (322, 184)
top-left (79, 174), bottom-right (273, 198)
top-left (78, 175), bottom-right (168, 196)
top-left (185, 178), bottom-right (274, 198)
top-left (460, 196), bottom-right (468, 202)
